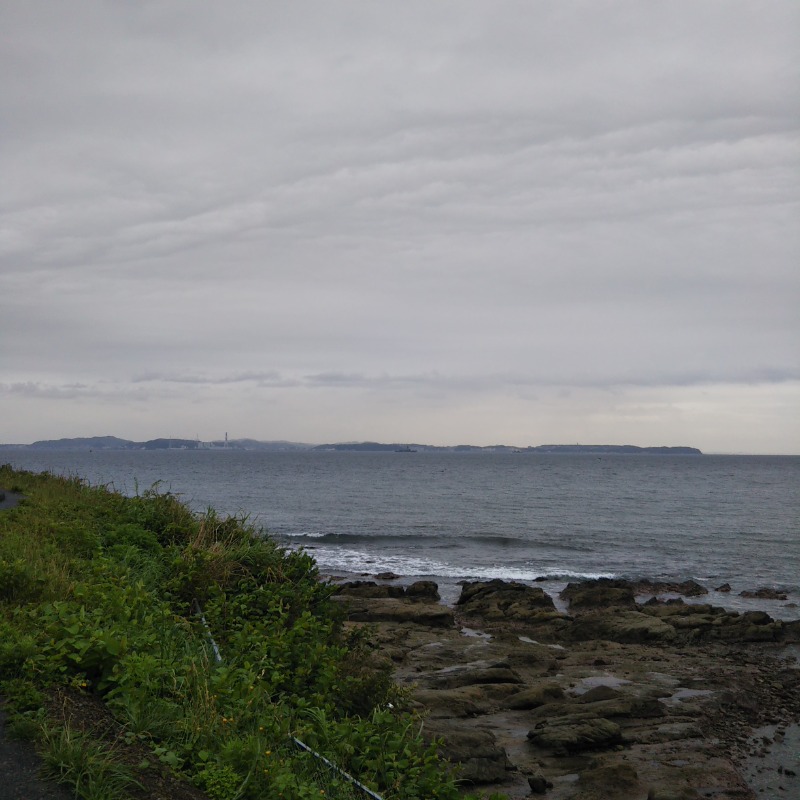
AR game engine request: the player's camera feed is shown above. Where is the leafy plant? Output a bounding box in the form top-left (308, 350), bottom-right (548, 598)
top-left (0, 465), bottom-right (477, 799)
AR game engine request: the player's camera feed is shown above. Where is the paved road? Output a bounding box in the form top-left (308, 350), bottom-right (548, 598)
top-left (0, 706), bottom-right (74, 800)
top-left (1, 489), bottom-right (73, 798)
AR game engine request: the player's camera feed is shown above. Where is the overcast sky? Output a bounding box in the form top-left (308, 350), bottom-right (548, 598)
top-left (1, 2), bottom-right (798, 453)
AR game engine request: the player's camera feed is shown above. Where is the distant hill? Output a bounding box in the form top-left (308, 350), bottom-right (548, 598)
top-left (532, 444), bottom-right (702, 455)
top-left (0, 436), bottom-right (315, 452)
top-left (26, 436), bottom-right (134, 450)
top-left (0, 437), bottom-right (701, 455)
top-left (313, 442), bottom-right (702, 455)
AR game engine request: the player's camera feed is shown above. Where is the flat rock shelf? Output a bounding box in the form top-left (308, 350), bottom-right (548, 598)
top-left (333, 576), bottom-right (800, 799)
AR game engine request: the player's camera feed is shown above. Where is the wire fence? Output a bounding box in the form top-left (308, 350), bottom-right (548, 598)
top-left (193, 599), bottom-right (385, 800)
top-left (286, 737), bottom-right (385, 800)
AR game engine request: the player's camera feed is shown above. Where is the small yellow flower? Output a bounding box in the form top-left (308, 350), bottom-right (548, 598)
top-left (265, 750), bottom-right (271, 756)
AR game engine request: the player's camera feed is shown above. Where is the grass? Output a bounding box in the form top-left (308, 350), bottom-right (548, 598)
top-left (0, 465), bottom-right (499, 800)
top-left (39, 722), bottom-right (142, 800)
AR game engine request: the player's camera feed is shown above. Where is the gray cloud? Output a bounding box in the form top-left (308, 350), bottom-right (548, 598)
top-left (1, 1), bottom-right (798, 451)
top-left (131, 371), bottom-right (289, 386)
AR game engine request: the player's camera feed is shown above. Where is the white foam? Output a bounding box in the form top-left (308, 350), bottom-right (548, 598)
top-left (291, 544), bottom-right (615, 584)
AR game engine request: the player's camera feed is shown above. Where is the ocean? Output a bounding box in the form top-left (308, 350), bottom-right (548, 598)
top-left (3, 449), bottom-right (799, 619)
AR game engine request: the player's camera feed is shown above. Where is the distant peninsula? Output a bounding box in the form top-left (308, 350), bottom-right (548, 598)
top-left (0, 436), bottom-right (701, 455)
top-left (311, 442), bottom-right (702, 455)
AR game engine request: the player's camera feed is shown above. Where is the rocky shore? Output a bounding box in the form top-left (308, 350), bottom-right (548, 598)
top-left (332, 577), bottom-right (800, 800)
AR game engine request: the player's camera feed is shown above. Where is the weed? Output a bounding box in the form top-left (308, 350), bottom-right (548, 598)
top-left (39, 723), bottom-right (141, 800)
top-left (0, 466), bottom-right (483, 799)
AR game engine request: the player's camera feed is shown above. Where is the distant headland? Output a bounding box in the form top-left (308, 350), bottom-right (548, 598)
top-left (0, 436), bottom-right (702, 455)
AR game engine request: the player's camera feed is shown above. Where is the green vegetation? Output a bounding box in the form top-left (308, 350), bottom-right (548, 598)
top-left (0, 466), bottom-right (495, 799)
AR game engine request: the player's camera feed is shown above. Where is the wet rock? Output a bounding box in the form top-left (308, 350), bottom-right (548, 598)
top-left (578, 695), bottom-right (665, 719)
top-left (574, 685), bottom-right (621, 703)
top-left (337, 597), bottom-right (455, 627)
top-left (561, 579), bottom-right (637, 610)
top-left (631, 721), bottom-right (703, 744)
top-left (501, 637), bottom-right (560, 669)
top-left (740, 587), bottom-right (788, 600)
top-left (716, 612), bottom-right (785, 642)
top-left (578, 762), bottom-right (638, 796)
top-left (715, 582), bottom-right (732, 592)
top-left (409, 682), bottom-right (518, 714)
top-left (638, 602), bottom-right (793, 642)
top-left (504, 682), bottom-right (565, 710)
top-left (410, 689), bottom-right (481, 718)
top-left (527, 772), bottom-right (552, 794)
top-left (343, 571), bottom-right (800, 800)
top-left (426, 661), bottom-right (524, 690)
top-left (634, 579), bottom-right (708, 597)
top-left (457, 579), bottom-right (557, 621)
top-left (642, 602), bottom-right (723, 619)
top-left (405, 580), bottom-right (440, 602)
top-left (527, 715), bottom-right (622, 754)
top-left (669, 612), bottom-right (724, 631)
top-left (784, 619), bottom-right (800, 640)
top-left (425, 722), bottom-right (511, 784)
top-left (334, 580), bottom-right (405, 599)
top-left (374, 571), bottom-right (400, 580)
top-left (568, 611), bottom-right (676, 643)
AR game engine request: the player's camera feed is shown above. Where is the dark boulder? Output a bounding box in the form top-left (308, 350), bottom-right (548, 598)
top-left (568, 610), bottom-right (676, 643)
top-left (739, 587), bottom-right (788, 600)
top-left (405, 580), bottom-right (440, 602)
top-left (426, 661), bottom-right (524, 690)
top-left (334, 580), bottom-right (405, 599)
top-left (504, 682), bottom-right (565, 710)
top-left (634, 579), bottom-right (708, 597)
top-left (527, 773), bottom-right (552, 794)
top-left (457, 579), bottom-right (556, 621)
top-left (336, 597), bottom-right (455, 627)
top-left (561, 579), bottom-right (636, 610)
top-left (527, 714), bottom-right (623, 754)
top-left (425, 722), bottom-right (511, 784)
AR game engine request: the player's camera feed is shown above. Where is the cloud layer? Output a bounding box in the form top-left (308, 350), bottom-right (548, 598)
top-left (2, 1), bottom-right (798, 451)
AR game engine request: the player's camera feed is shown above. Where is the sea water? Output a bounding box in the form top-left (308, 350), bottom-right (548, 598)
top-left (3, 450), bottom-right (798, 618)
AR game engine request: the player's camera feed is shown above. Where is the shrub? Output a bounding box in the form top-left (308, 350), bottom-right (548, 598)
top-left (0, 467), bottom-right (472, 800)
top-left (0, 557), bottom-right (37, 602)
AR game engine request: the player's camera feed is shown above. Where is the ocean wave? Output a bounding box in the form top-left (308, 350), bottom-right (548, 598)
top-left (276, 530), bottom-right (594, 553)
top-left (295, 545), bottom-right (614, 583)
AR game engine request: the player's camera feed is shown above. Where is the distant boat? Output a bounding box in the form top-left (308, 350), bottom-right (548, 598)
top-left (395, 446), bottom-right (417, 453)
